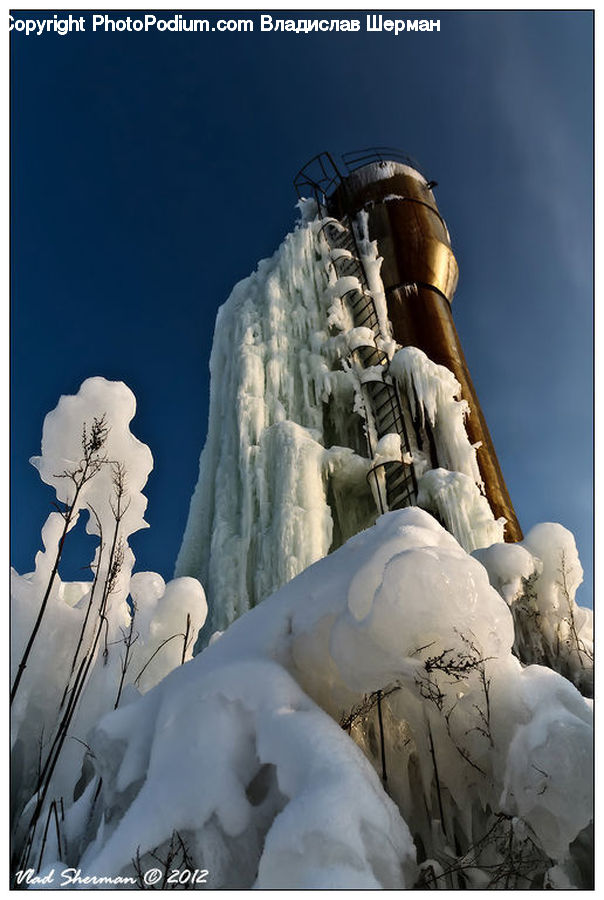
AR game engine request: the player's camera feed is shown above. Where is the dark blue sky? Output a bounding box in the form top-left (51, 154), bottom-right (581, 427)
top-left (11, 10), bottom-right (593, 606)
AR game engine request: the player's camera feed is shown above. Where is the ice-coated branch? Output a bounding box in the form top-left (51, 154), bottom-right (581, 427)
top-left (11, 416), bottom-right (110, 706)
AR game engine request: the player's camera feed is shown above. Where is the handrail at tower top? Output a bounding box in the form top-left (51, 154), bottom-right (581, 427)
top-left (341, 147), bottom-right (425, 175)
top-left (293, 147), bottom-right (429, 205)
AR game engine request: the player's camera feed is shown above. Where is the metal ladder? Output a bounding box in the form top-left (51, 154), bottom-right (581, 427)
top-left (320, 216), bottom-right (417, 514)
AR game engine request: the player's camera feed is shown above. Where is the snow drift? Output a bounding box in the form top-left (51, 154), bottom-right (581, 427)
top-left (76, 509), bottom-right (592, 889)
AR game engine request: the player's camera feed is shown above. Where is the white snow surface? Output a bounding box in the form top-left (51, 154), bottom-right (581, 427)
top-left (79, 509), bottom-right (591, 889)
top-left (373, 433), bottom-right (402, 466)
top-left (475, 523), bottom-right (593, 696)
top-left (30, 377), bottom-right (153, 541)
top-left (346, 325), bottom-right (377, 352)
top-left (345, 161), bottom-right (427, 189)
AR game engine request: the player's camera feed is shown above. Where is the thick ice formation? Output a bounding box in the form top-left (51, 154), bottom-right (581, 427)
top-left (176, 211), bottom-right (504, 641)
top-left (354, 209), bottom-right (393, 341)
top-left (373, 432), bottom-right (402, 466)
top-left (75, 509), bottom-right (591, 889)
top-left (175, 214), bottom-right (378, 639)
top-left (30, 377), bottom-right (153, 541)
top-left (390, 346), bottom-right (483, 487)
top-left (418, 468), bottom-right (505, 553)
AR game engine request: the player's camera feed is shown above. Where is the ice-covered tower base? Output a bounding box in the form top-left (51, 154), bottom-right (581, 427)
top-left (176, 162), bottom-right (513, 640)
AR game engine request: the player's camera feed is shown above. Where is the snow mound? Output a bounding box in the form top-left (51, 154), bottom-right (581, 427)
top-left (30, 376), bottom-right (153, 539)
top-left (80, 509), bottom-right (591, 889)
top-left (82, 659), bottom-right (416, 889)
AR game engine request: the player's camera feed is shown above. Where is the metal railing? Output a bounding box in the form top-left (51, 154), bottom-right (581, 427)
top-left (342, 146), bottom-right (426, 178)
top-left (294, 147), bottom-right (433, 209)
top-left (293, 151), bottom-right (343, 208)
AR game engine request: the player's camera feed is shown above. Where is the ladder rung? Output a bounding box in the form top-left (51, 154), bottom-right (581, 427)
top-left (387, 472), bottom-right (411, 492)
top-left (375, 398), bottom-right (397, 417)
top-left (375, 394), bottom-right (396, 413)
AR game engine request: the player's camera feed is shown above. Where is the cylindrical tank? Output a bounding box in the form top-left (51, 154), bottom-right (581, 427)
top-left (329, 161), bottom-right (522, 542)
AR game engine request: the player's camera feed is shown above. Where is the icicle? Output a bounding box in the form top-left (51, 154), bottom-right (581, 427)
top-left (176, 217), bottom-right (378, 638)
top-left (417, 468), bottom-right (505, 552)
top-left (390, 346), bottom-right (483, 489)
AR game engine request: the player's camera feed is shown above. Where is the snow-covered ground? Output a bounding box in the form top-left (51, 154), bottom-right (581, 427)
top-left (37, 506), bottom-right (592, 888)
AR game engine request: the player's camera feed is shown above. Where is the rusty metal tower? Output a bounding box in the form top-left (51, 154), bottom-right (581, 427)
top-left (294, 148), bottom-right (522, 543)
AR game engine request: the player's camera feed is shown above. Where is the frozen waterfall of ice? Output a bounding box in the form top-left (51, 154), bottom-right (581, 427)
top-left (176, 218), bottom-right (342, 638)
top-left (176, 208), bottom-right (506, 640)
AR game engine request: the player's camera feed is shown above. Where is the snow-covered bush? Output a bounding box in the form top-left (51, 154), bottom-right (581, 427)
top-left (11, 378), bottom-right (206, 873)
top-left (474, 523), bottom-right (593, 697)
